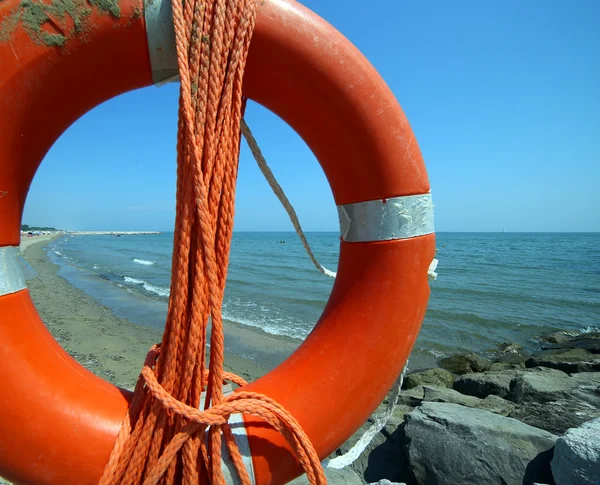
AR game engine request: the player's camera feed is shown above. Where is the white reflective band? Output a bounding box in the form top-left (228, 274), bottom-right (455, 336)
top-left (338, 193), bottom-right (434, 243)
top-left (220, 411), bottom-right (256, 484)
top-left (201, 386), bottom-right (256, 484)
top-left (144, 0), bottom-right (179, 85)
top-left (0, 246), bottom-right (26, 297)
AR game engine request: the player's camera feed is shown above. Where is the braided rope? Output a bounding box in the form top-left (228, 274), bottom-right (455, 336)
top-left (99, 1), bottom-right (326, 483)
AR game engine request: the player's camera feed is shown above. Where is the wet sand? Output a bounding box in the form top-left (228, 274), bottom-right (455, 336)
top-left (22, 237), bottom-right (271, 390)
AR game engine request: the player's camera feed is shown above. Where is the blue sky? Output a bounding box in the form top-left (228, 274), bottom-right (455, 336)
top-left (25, 0), bottom-right (599, 232)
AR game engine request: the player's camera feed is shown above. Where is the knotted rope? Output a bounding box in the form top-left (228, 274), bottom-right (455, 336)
top-left (99, 0), bottom-right (325, 483)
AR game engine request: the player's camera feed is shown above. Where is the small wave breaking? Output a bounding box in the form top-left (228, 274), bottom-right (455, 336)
top-left (123, 276), bottom-right (169, 297)
top-left (133, 258), bottom-right (155, 266)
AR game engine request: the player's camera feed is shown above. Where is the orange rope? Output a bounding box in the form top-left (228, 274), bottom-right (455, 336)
top-left (99, 0), bottom-right (326, 484)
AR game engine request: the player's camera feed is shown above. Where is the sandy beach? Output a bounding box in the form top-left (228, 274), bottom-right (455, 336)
top-left (21, 236), bottom-right (272, 390)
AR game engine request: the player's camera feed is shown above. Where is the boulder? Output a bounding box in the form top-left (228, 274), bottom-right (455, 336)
top-left (508, 369), bottom-right (573, 404)
top-left (497, 341), bottom-right (524, 354)
top-left (404, 403), bottom-right (557, 485)
top-left (398, 387), bottom-right (424, 407)
top-left (510, 399), bottom-right (600, 435)
top-left (542, 332), bottom-right (600, 354)
top-left (420, 385), bottom-right (482, 407)
top-left (495, 353), bottom-right (528, 365)
top-left (539, 331), bottom-right (576, 345)
top-left (489, 362), bottom-right (525, 371)
top-left (329, 403), bottom-right (414, 483)
top-left (289, 467), bottom-right (363, 485)
top-left (330, 414), bottom-right (387, 477)
top-left (403, 368), bottom-right (454, 390)
top-left (476, 394), bottom-right (516, 416)
top-left (439, 353), bottom-right (491, 375)
top-left (368, 481), bottom-right (407, 485)
top-left (508, 369), bottom-right (600, 406)
top-left (571, 371), bottom-right (600, 387)
top-left (454, 371), bottom-right (519, 398)
top-left (525, 348), bottom-right (600, 373)
top-left (384, 404), bottom-right (414, 436)
top-left (551, 418), bottom-right (600, 485)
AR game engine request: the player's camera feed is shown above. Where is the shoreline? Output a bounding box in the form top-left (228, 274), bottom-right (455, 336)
top-left (20, 235), bottom-right (452, 392)
top-left (22, 237), bottom-right (268, 389)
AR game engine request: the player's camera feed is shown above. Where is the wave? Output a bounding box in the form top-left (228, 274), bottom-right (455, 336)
top-left (123, 276), bottom-right (170, 297)
top-left (133, 258), bottom-right (155, 266)
top-left (53, 250), bottom-right (62, 256)
top-left (223, 313), bottom-right (307, 340)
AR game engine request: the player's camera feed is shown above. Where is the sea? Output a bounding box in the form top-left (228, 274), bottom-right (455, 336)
top-left (45, 232), bottom-right (600, 363)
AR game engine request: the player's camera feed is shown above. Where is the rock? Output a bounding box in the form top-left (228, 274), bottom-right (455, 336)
top-left (368, 481), bottom-right (407, 485)
top-left (494, 352), bottom-right (528, 365)
top-left (289, 466), bottom-right (363, 485)
top-left (539, 331), bottom-right (576, 345)
top-left (508, 370), bottom-right (600, 406)
top-left (365, 412), bottom-right (415, 484)
top-left (572, 371), bottom-right (600, 387)
top-left (329, 402), bottom-right (414, 482)
top-left (439, 353), bottom-right (491, 375)
top-left (490, 361), bottom-right (526, 371)
top-left (526, 348), bottom-right (600, 373)
top-left (404, 403), bottom-right (557, 485)
top-left (551, 418), bottom-right (600, 485)
top-left (403, 368), bottom-right (454, 390)
top-left (510, 399), bottom-right (600, 435)
top-left (421, 384), bottom-right (482, 407)
top-left (476, 394), bottom-right (516, 416)
top-left (454, 371), bottom-right (519, 398)
top-left (384, 404), bottom-right (413, 436)
top-left (498, 341), bottom-right (524, 354)
top-left (330, 415), bottom-right (388, 477)
top-left (397, 386), bottom-right (424, 407)
top-left (542, 332), bottom-right (600, 354)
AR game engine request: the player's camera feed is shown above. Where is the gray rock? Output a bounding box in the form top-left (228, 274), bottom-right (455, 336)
top-left (508, 370), bottom-right (575, 404)
top-left (571, 371), bottom-right (600, 387)
top-left (439, 353), bottom-right (491, 375)
top-left (454, 371), bottom-right (519, 398)
top-left (404, 403), bottom-right (557, 485)
top-left (329, 402), bottom-right (414, 483)
top-left (490, 361), bottom-right (526, 371)
top-left (289, 466), bottom-right (363, 485)
top-left (397, 386), bottom-right (425, 407)
top-left (539, 331), bottom-right (577, 345)
top-left (403, 368), bottom-right (454, 390)
top-left (508, 370), bottom-right (600, 406)
top-left (476, 394), bottom-right (516, 416)
top-left (510, 399), bottom-right (600, 435)
top-left (552, 418), bottom-right (600, 485)
top-left (542, 332), bottom-right (600, 354)
top-left (498, 341), bottom-right (525, 354)
top-left (368, 481), bottom-right (407, 485)
top-left (384, 404), bottom-right (414, 436)
top-left (421, 384), bottom-right (482, 407)
top-left (495, 353), bottom-right (528, 365)
top-left (331, 416), bottom-right (388, 477)
top-left (525, 348), bottom-right (600, 373)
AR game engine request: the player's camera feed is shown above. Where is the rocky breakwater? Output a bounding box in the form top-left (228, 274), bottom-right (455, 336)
top-left (318, 331), bottom-right (600, 485)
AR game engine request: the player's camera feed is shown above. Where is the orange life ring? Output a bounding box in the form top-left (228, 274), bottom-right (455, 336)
top-left (0, 0), bottom-right (435, 484)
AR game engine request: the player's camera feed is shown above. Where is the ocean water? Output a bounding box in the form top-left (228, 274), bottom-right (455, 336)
top-left (46, 232), bottom-right (600, 358)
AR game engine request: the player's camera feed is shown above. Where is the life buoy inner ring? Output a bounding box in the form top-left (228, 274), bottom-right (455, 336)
top-left (0, 0), bottom-right (435, 484)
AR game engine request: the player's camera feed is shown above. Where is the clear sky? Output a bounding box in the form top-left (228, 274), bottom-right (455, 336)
top-left (24, 0), bottom-right (600, 232)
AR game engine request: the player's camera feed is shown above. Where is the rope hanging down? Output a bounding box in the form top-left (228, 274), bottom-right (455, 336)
top-left (99, 0), bottom-right (325, 483)
top-left (241, 120), bottom-right (337, 278)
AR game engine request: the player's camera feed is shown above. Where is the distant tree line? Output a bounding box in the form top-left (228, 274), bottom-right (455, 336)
top-left (21, 224), bottom-right (57, 231)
